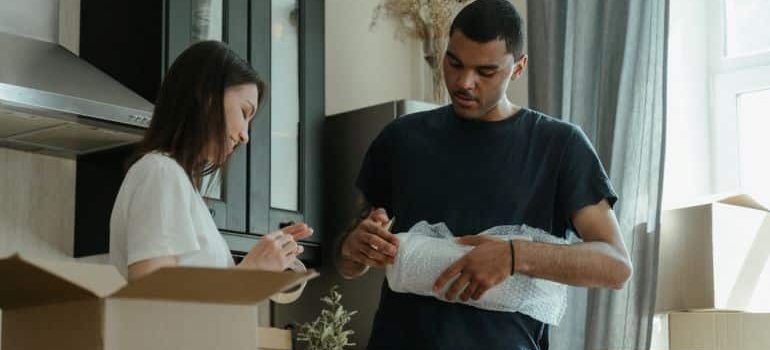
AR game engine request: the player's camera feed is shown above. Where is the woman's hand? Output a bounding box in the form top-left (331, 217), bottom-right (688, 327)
top-left (280, 222), bottom-right (314, 242)
top-left (238, 223), bottom-right (313, 271)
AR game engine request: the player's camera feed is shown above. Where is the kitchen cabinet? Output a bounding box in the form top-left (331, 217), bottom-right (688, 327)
top-left (246, 0), bottom-right (324, 243)
top-left (75, 0), bottom-right (323, 267)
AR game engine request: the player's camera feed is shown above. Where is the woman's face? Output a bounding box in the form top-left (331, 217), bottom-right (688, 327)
top-left (222, 83), bottom-right (259, 156)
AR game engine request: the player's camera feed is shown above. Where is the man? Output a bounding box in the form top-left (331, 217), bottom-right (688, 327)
top-left (335, 0), bottom-right (632, 348)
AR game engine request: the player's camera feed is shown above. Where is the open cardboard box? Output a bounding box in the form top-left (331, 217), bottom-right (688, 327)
top-left (0, 253), bottom-right (317, 350)
top-left (651, 311), bottom-right (770, 350)
top-left (656, 194), bottom-right (770, 313)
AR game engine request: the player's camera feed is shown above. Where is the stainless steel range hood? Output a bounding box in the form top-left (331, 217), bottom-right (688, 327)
top-left (0, 31), bottom-right (153, 157)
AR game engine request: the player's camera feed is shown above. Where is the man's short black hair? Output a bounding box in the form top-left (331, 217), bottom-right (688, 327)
top-left (449, 0), bottom-right (524, 58)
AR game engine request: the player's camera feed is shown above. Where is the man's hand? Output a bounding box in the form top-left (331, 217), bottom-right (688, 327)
top-left (433, 235), bottom-right (513, 302)
top-left (340, 208), bottom-right (399, 268)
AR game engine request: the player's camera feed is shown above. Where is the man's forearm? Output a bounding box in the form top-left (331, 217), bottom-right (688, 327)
top-left (334, 195), bottom-right (375, 279)
top-left (513, 240), bottom-right (632, 289)
top-left (335, 254), bottom-right (369, 279)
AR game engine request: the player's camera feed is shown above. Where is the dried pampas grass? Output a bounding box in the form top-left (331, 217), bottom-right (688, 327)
top-left (372, 0), bottom-right (472, 102)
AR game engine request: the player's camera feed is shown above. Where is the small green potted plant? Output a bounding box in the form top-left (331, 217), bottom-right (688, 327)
top-left (297, 286), bottom-right (358, 350)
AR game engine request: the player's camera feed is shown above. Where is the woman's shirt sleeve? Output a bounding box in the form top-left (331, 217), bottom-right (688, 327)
top-left (123, 156), bottom-right (201, 265)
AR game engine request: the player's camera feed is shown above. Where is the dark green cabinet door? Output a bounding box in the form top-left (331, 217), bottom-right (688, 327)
top-left (164, 0), bottom-right (324, 265)
top-left (248, 0), bottom-right (324, 247)
top-left (166, 0), bottom-right (249, 234)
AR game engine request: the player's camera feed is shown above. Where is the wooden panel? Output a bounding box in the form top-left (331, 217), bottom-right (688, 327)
top-left (0, 148), bottom-right (75, 259)
top-left (58, 0), bottom-right (80, 54)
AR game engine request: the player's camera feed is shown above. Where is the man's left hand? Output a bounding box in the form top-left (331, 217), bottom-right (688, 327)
top-left (433, 235), bottom-right (513, 302)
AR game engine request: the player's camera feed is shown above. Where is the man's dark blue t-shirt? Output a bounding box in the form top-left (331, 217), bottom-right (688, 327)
top-left (356, 106), bottom-right (617, 350)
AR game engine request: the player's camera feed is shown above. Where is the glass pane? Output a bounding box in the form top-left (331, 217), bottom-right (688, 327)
top-left (201, 169), bottom-right (224, 200)
top-left (270, 0), bottom-right (300, 211)
top-left (192, 0), bottom-right (223, 41)
top-left (724, 0), bottom-right (770, 57)
top-left (737, 88), bottom-right (770, 205)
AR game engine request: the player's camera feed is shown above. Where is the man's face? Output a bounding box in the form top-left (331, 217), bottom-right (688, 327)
top-left (443, 30), bottom-right (526, 120)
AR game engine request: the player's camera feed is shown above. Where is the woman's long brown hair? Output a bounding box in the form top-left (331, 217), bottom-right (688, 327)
top-left (134, 40), bottom-right (266, 188)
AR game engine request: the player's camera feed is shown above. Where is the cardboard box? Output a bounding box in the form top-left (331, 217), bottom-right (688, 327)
top-left (0, 253), bottom-right (316, 350)
top-left (256, 327), bottom-right (292, 350)
top-left (652, 311), bottom-right (770, 350)
top-left (650, 313), bottom-right (670, 350)
top-left (656, 194), bottom-right (770, 312)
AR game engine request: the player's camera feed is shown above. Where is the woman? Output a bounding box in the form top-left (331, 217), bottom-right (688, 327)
top-left (109, 40), bottom-right (312, 280)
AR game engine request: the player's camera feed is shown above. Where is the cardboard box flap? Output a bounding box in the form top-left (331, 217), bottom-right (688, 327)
top-left (680, 308), bottom-right (744, 313)
top-left (23, 255), bottom-right (127, 296)
top-left (718, 194), bottom-right (770, 212)
top-left (665, 192), bottom-right (769, 211)
top-left (111, 266), bottom-right (318, 304)
top-left (0, 254), bottom-right (123, 309)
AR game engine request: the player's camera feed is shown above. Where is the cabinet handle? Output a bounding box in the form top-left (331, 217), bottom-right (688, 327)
top-left (279, 221), bottom-right (295, 229)
top-left (209, 208), bottom-right (216, 217)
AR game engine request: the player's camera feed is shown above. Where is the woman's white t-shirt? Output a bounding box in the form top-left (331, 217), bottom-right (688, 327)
top-left (109, 153), bottom-right (235, 277)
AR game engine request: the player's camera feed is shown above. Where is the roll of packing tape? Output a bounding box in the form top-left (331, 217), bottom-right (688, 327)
top-left (269, 258), bottom-right (308, 304)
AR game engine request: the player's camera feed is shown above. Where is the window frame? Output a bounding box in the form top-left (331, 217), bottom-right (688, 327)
top-left (709, 0), bottom-right (770, 194)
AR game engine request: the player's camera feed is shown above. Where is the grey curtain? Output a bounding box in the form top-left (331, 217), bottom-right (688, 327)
top-left (527, 1), bottom-right (668, 349)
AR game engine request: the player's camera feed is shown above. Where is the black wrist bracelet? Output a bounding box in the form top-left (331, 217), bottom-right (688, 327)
top-left (509, 239), bottom-right (516, 276)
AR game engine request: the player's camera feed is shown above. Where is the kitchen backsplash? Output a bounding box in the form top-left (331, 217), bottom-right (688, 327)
top-left (0, 148), bottom-right (75, 257)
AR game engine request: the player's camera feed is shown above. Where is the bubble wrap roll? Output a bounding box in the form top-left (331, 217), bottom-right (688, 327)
top-left (385, 221), bottom-right (569, 325)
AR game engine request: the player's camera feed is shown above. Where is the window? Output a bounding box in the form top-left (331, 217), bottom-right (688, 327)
top-left (270, 0), bottom-right (300, 212)
top-left (737, 88), bottom-right (770, 204)
top-left (712, 0), bottom-right (770, 204)
top-left (662, 0), bottom-right (770, 314)
top-left (723, 0), bottom-right (770, 58)
top-left (665, 0), bottom-right (770, 207)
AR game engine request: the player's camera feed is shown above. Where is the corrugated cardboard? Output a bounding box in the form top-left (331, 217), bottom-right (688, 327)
top-left (0, 253), bottom-right (316, 350)
top-left (656, 194), bottom-right (770, 312)
top-left (652, 311), bottom-right (770, 350)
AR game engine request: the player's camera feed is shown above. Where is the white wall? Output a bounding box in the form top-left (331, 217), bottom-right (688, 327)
top-left (507, 0), bottom-right (528, 107)
top-left (662, 0), bottom-right (714, 208)
top-left (325, 0), bottom-right (528, 116)
top-left (325, 0), bottom-right (424, 115)
top-left (0, 0), bottom-right (59, 43)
